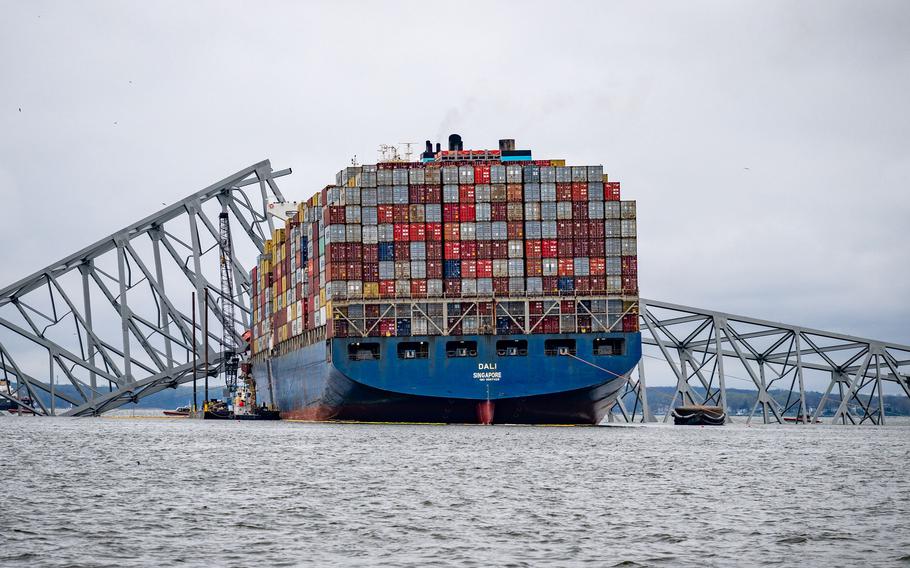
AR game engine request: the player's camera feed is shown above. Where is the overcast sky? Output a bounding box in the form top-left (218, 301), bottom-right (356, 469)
top-left (1, 0), bottom-right (908, 347)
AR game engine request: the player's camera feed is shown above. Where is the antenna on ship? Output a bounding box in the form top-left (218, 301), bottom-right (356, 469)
top-left (399, 142), bottom-right (415, 162)
top-left (351, 154), bottom-right (359, 166)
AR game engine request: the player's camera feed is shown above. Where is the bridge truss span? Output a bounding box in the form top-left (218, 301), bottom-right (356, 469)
top-left (0, 161), bottom-right (289, 416)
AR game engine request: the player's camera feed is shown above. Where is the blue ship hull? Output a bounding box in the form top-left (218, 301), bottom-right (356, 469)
top-left (253, 332), bottom-right (641, 425)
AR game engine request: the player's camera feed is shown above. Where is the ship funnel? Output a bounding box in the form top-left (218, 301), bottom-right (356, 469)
top-left (435, 142), bottom-right (441, 153)
top-left (425, 140), bottom-right (433, 153)
top-left (448, 133), bottom-right (463, 151)
top-left (499, 139), bottom-right (515, 151)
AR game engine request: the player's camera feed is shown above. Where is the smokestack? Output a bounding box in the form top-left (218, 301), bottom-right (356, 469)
top-left (448, 133), bottom-right (462, 151)
top-left (425, 140), bottom-right (433, 154)
top-left (435, 142), bottom-right (441, 153)
top-left (499, 139), bottom-right (515, 151)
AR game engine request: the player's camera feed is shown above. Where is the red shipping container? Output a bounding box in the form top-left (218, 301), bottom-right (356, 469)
top-left (476, 241), bottom-right (492, 259)
top-left (589, 239), bottom-right (605, 257)
top-left (574, 240), bottom-right (590, 257)
top-left (459, 185), bottom-right (476, 203)
top-left (444, 279), bottom-right (462, 295)
top-left (410, 223), bottom-right (426, 241)
top-left (526, 258), bottom-right (543, 276)
top-left (363, 244), bottom-right (378, 263)
top-left (573, 202), bottom-right (589, 220)
top-left (542, 239), bottom-right (558, 258)
top-left (525, 239), bottom-right (542, 258)
top-left (590, 275), bottom-right (606, 293)
top-left (346, 262), bottom-right (362, 280)
top-left (426, 260), bottom-right (443, 279)
top-left (507, 222), bottom-right (524, 239)
top-left (605, 182), bottom-right (621, 201)
top-left (425, 222), bottom-right (443, 242)
top-left (491, 241), bottom-right (508, 259)
top-left (506, 184), bottom-right (523, 201)
top-left (425, 185), bottom-right (442, 203)
top-left (556, 183), bottom-right (573, 201)
top-left (326, 262), bottom-right (347, 280)
top-left (557, 221), bottom-right (573, 239)
top-left (589, 220), bottom-right (605, 239)
top-left (459, 203), bottom-right (476, 222)
top-left (529, 301), bottom-right (544, 315)
top-left (623, 313), bottom-right (639, 332)
top-left (589, 257), bottom-right (606, 275)
top-left (561, 300), bottom-right (575, 313)
top-left (573, 221), bottom-right (589, 239)
top-left (491, 203), bottom-right (508, 222)
top-left (443, 223), bottom-right (461, 240)
top-left (347, 243), bottom-right (362, 262)
top-left (622, 275), bottom-right (639, 294)
top-left (409, 185), bottom-right (425, 204)
top-left (558, 240), bottom-right (574, 257)
top-left (444, 241), bottom-right (461, 259)
top-left (327, 243), bottom-right (347, 262)
top-left (474, 165), bottom-right (491, 184)
top-left (571, 182), bottom-right (588, 201)
top-left (493, 277), bottom-right (509, 294)
top-left (378, 205), bottom-right (394, 224)
top-left (411, 279), bottom-right (427, 297)
top-left (379, 280), bottom-right (395, 298)
top-left (622, 256), bottom-right (638, 275)
top-left (461, 260), bottom-right (477, 278)
top-left (575, 276), bottom-right (591, 292)
top-left (393, 224), bottom-right (410, 242)
top-left (476, 259), bottom-right (493, 278)
top-left (363, 263), bottom-right (379, 282)
top-left (396, 244), bottom-right (411, 261)
top-left (393, 205), bottom-right (410, 223)
top-left (461, 241), bottom-right (477, 260)
top-left (426, 240), bottom-right (443, 260)
top-left (380, 318), bottom-right (396, 335)
top-left (328, 206), bottom-right (346, 224)
top-left (443, 203), bottom-right (460, 223)
top-left (558, 258), bottom-right (575, 276)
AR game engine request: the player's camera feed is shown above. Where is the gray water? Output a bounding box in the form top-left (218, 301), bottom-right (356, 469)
top-left (1, 417), bottom-right (909, 567)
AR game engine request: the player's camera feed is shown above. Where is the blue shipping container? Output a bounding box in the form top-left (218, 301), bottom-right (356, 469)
top-left (558, 277), bottom-right (575, 292)
top-left (379, 242), bottom-right (395, 261)
top-left (444, 260), bottom-right (462, 279)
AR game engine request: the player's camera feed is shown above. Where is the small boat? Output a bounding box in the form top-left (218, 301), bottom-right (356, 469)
top-left (162, 406), bottom-right (190, 417)
top-left (783, 415), bottom-right (821, 424)
top-left (672, 405), bottom-right (726, 426)
top-left (3, 396), bottom-right (36, 415)
top-left (234, 405), bottom-right (281, 421)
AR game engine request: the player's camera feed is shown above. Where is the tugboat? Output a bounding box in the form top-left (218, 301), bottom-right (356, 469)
top-left (672, 405), bottom-right (726, 426)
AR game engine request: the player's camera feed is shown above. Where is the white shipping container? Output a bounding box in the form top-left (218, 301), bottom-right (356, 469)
top-left (475, 222), bottom-right (492, 240)
top-left (525, 221), bottom-right (542, 239)
top-left (588, 201), bottom-right (604, 220)
top-left (425, 203), bottom-right (441, 223)
top-left (524, 183), bottom-right (541, 201)
top-left (621, 238), bottom-right (637, 256)
top-left (377, 170), bottom-right (393, 186)
top-left (345, 224), bottom-right (361, 242)
top-left (378, 224), bottom-right (394, 241)
top-left (508, 240), bottom-right (524, 258)
top-left (508, 277), bottom-right (524, 293)
top-left (606, 238), bottom-right (622, 256)
top-left (393, 185), bottom-right (409, 204)
top-left (572, 166), bottom-right (588, 182)
top-left (395, 280), bottom-right (411, 297)
top-left (361, 187), bottom-right (378, 206)
top-left (410, 241), bottom-right (426, 260)
top-left (555, 166), bottom-right (571, 183)
top-left (475, 202), bottom-right (491, 221)
top-left (409, 168), bottom-right (426, 184)
top-left (394, 260), bottom-right (410, 279)
top-left (490, 165), bottom-right (507, 183)
top-left (523, 165), bottom-right (540, 182)
top-left (541, 221), bottom-right (557, 239)
top-left (621, 219), bottom-right (637, 237)
top-left (606, 257), bottom-right (622, 275)
top-left (347, 281), bottom-right (363, 298)
top-left (526, 276), bottom-right (543, 294)
top-left (443, 184), bottom-right (459, 203)
top-left (427, 279), bottom-right (443, 297)
top-left (411, 260), bottom-right (427, 279)
top-left (392, 169), bottom-right (409, 185)
top-left (362, 206), bottom-right (378, 225)
top-left (508, 259), bottom-right (525, 277)
top-left (460, 222), bottom-right (476, 241)
top-left (345, 205), bottom-right (362, 223)
top-left (542, 258), bottom-right (558, 276)
top-left (524, 202), bottom-right (541, 220)
top-left (541, 182), bottom-right (556, 201)
top-left (491, 222), bottom-right (508, 240)
top-left (475, 184), bottom-right (491, 202)
top-left (557, 202), bottom-right (573, 220)
top-left (379, 261), bottom-right (395, 280)
top-left (477, 278), bottom-right (493, 295)
top-left (493, 259), bottom-right (509, 277)
top-left (442, 166), bottom-right (459, 184)
top-left (621, 201), bottom-right (637, 219)
top-left (377, 186), bottom-right (394, 204)
top-left (506, 164), bottom-right (523, 183)
top-left (574, 257), bottom-right (590, 276)
top-left (605, 220), bottom-right (621, 238)
top-left (459, 166), bottom-right (475, 184)
top-left (461, 278), bottom-right (477, 296)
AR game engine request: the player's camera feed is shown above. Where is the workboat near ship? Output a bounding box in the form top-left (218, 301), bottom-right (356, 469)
top-left (249, 135), bottom-right (642, 424)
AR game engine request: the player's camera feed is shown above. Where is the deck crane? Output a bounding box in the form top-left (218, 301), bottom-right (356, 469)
top-left (218, 212), bottom-right (240, 397)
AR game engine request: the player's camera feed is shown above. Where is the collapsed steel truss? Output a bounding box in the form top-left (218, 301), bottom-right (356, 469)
top-left (1, 162), bottom-right (907, 423)
top-left (610, 299), bottom-right (910, 424)
top-left (0, 161), bottom-right (289, 416)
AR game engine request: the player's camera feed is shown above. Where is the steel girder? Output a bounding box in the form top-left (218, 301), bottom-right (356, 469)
top-left (0, 161), bottom-right (289, 416)
top-left (610, 299), bottom-right (910, 425)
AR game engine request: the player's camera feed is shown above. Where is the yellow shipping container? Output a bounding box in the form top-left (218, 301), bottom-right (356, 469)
top-left (550, 159), bottom-right (566, 167)
top-left (363, 282), bottom-right (379, 299)
top-left (602, 174), bottom-right (609, 183)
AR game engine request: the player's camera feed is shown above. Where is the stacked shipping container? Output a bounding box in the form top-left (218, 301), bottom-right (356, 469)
top-left (250, 154), bottom-right (638, 354)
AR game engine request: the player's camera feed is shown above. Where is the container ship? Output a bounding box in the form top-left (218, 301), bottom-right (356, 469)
top-left (248, 135), bottom-right (641, 424)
